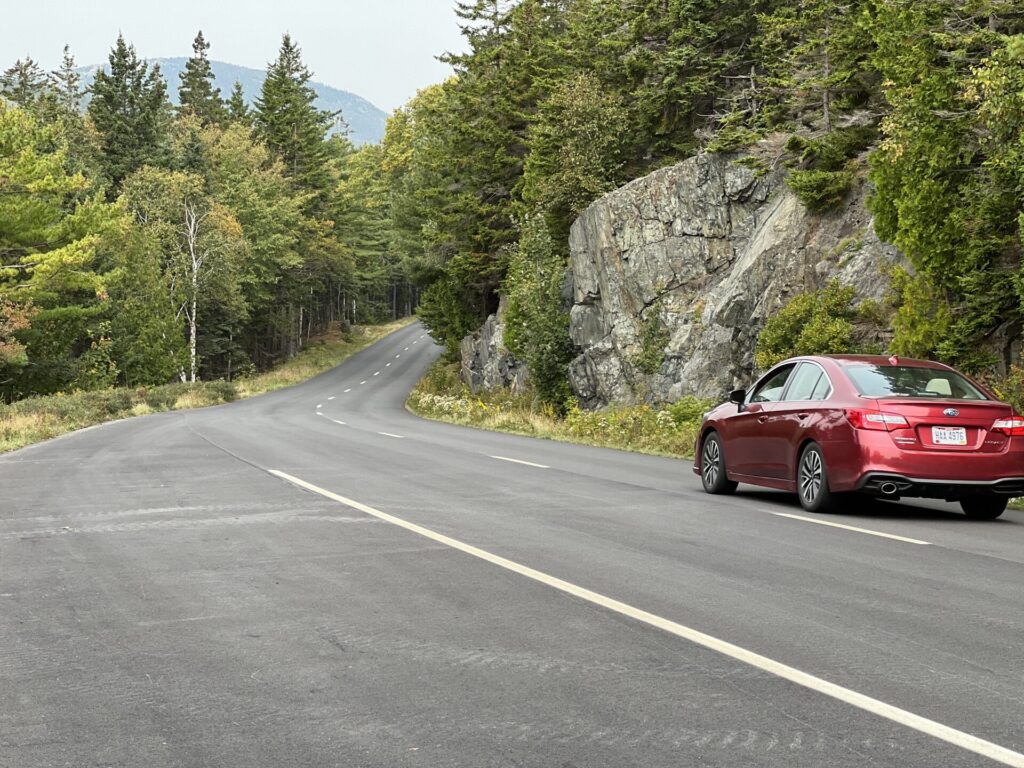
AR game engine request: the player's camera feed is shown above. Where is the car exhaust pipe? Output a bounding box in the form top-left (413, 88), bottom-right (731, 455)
top-left (880, 482), bottom-right (899, 496)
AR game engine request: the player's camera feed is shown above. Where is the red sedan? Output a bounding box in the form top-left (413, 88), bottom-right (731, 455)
top-left (694, 355), bottom-right (1024, 519)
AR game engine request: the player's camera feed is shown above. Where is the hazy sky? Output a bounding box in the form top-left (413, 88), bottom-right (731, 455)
top-left (0, 0), bottom-right (468, 111)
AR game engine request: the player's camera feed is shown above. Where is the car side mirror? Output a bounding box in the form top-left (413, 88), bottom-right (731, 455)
top-left (729, 389), bottom-right (746, 410)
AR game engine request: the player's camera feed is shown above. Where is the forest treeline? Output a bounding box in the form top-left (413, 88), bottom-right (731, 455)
top-left (4, 1), bottom-right (1024, 406)
top-left (0, 32), bottom-right (408, 400)
top-left (377, 0), bottom-right (1024, 405)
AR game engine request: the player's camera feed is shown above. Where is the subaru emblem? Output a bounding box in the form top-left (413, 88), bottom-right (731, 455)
top-left (944, 408), bottom-right (959, 417)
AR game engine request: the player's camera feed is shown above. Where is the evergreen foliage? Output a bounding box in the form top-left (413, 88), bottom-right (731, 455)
top-left (254, 35), bottom-right (335, 202)
top-left (226, 81), bottom-right (249, 123)
top-left (88, 35), bottom-right (173, 188)
top-left (503, 216), bottom-right (573, 408)
top-left (178, 31), bottom-right (228, 125)
top-left (50, 46), bottom-right (82, 115)
top-left (1, 58), bottom-right (48, 109)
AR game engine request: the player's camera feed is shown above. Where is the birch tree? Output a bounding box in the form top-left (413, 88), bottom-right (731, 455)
top-left (121, 167), bottom-right (245, 383)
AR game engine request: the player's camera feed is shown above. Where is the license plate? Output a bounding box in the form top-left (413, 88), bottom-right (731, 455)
top-left (932, 426), bottom-right (967, 446)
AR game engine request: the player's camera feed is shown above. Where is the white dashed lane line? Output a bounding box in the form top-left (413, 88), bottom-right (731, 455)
top-left (344, 388), bottom-right (352, 393)
top-left (377, 432), bottom-right (405, 439)
top-left (395, 354), bottom-right (401, 359)
top-left (316, 404), bottom-right (323, 409)
top-left (328, 396), bottom-right (336, 401)
top-left (317, 413), bottom-right (346, 426)
top-left (360, 381), bottom-right (367, 385)
top-left (491, 456), bottom-right (550, 469)
top-left (386, 363), bottom-right (391, 367)
top-left (374, 371), bottom-right (380, 376)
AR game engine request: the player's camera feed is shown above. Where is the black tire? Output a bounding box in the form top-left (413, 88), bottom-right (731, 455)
top-left (700, 432), bottom-right (738, 495)
top-left (960, 496), bottom-right (1007, 520)
top-left (796, 443), bottom-right (842, 513)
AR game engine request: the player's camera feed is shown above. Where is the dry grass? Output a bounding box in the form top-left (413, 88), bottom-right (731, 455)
top-left (407, 361), bottom-right (711, 459)
top-left (0, 318), bottom-right (415, 454)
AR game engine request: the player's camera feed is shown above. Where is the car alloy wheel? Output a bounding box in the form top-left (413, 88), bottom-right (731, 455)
top-left (702, 439), bottom-right (721, 487)
top-left (700, 433), bottom-right (737, 495)
top-left (796, 443), bottom-right (842, 513)
top-left (799, 449), bottom-right (823, 506)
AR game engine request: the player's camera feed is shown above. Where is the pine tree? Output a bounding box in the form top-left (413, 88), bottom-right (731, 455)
top-left (49, 45), bottom-right (82, 115)
top-left (226, 81), bottom-right (249, 123)
top-left (88, 35), bottom-right (173, 188)
top-left (757, 0), bottom-right (871, 133)
top-left (253, 34), bottom-right (334, 200)
top-left (1, 57), bottom-right (48, 109)
top-left (178, 31), bottom-right (227, 125)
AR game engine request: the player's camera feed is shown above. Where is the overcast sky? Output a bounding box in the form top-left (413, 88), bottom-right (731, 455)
top-left (0, 0), bottom-right (468, 112)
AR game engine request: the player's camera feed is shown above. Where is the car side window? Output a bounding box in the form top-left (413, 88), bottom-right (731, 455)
top-left (749, 365), bottom-right (794, 403)
top-left (810, 371), bottom-right (832, 400)
top-left (784, 362), bottom-right (831, 402)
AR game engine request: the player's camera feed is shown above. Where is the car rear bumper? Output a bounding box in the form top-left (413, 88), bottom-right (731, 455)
top-left (856, 472), bottom-right (1024, 499)
top-left (829, 430), bottom-right (1024, 495)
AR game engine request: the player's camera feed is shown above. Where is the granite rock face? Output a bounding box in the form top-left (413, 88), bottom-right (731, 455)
top-left (459, 297), bottom-right (529, 395)
top-left (567, 152), bottom-right (903, 405)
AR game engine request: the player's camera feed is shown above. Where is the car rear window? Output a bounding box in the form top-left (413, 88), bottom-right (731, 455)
top-left (844, 365), bottom-right (989, 400)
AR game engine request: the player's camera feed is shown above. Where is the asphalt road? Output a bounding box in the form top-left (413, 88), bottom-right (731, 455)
top-left (2, 320), bottom-right (1023, 768)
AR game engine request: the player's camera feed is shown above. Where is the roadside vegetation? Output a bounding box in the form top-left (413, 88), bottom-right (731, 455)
top-left (0, 319), bottom-right (410, 453)
top-left (380, 2), bottom-right (1024, 407)
top-left (2, 32), bottom-right (412, 406)
top-left (408, 361), bottom-right (712, 459)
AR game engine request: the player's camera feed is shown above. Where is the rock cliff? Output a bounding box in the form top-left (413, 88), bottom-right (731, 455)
top-left (459, 297), bottom-right (529, 395)
top-left (567, 151), bottom-right (902, 405)
top-left (459, 150), bottom-right (905, 405)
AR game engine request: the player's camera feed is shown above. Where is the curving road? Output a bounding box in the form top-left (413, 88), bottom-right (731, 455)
top-left (2, 321), bottom-right (1023, 768)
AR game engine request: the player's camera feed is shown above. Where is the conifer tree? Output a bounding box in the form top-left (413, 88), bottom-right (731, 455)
top-left (88, 35), bottom-right (172, 188)
top-left (253, 34), bottom-right (334, 200)
top-left (226, 81), bottom-right (249, 123)
top-left (50, 45), bottom-right (82, 115)
top-left (1, 57), bottom-right (48, 109)
top-left (178, 31), bottom-right (227, 125)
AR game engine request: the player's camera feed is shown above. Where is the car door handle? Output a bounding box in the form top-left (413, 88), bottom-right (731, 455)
top-left (798, 412), bottom-right (810, 419)
top-left (758, 416), bottom-right (770, 424)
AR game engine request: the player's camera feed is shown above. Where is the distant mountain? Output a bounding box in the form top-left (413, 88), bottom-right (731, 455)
top-left (78, 58), bottom-right (387, 145)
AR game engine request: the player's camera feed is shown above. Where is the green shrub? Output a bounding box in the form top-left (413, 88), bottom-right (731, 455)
top-left (988, 366), bottom-right (1024, 413)
top-left (785, 126), bottom-right (875, 212)
top-left (503, 216), bottom-right (573, 409)
top-left (756, 281), bottom-right (858, 369)
top-left (787, 168), bottom-right (855, 212)
top-left (633, 309), bottom-right (671, 375)
top-left (666, 396), bottom-right (715, 426)
top-left (786, 126), bottom-right (877, 170)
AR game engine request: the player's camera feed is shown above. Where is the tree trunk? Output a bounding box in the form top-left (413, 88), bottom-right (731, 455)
top-left (189, 278), bottom-right (198, 383)
top-left (822, 26), bottom-right (832, 133)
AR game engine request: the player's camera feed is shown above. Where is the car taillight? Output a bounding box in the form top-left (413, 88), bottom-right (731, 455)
top-left (991, 416), bottom-right (1024, 437)
top-left (845, 409), bottom-right (910, 431)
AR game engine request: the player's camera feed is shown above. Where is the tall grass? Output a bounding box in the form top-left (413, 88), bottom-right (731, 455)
top-left (407, 361), bottom-right (713, 459)
top-left (0, 319), bottom-right (414, 454)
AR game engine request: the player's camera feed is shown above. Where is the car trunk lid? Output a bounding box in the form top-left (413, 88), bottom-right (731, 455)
top-left (872, 399), bottom-right (1012, 452)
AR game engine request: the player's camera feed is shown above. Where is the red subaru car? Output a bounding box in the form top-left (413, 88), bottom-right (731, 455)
top-left (694, 355), bottom-right (1024, 519)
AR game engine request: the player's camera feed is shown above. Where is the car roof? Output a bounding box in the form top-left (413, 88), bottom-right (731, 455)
top-left (818, 354), bottom-right (951, 370)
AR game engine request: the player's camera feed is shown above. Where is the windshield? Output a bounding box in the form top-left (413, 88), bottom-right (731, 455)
top-left (845, 365), bottom-right (990, 400)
